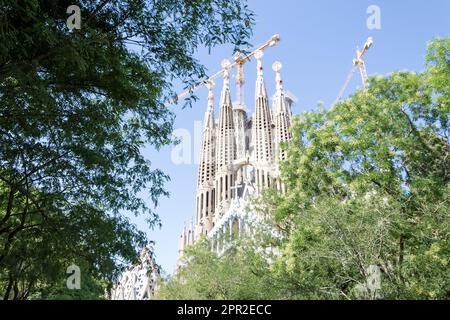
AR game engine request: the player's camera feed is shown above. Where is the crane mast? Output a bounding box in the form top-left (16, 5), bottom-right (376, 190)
top-left (334, 37), bottom-right (373, 105)
top-left (353, 36), bottom-right (373, 88)
top-left (167, 34), bottom-right (281, 107)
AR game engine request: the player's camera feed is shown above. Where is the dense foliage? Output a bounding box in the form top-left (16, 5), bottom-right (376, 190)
top-left (157, 238), bottom-right (279, 300)
top-left (0, 0), bottom-right (254, 299)
top-left (159, 38), bottom-right (449, 300)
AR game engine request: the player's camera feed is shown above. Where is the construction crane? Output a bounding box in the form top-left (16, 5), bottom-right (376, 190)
top-left (333, 37), bottom-right (373, 105)
top-left (167, 34), bottom-right (281, 107)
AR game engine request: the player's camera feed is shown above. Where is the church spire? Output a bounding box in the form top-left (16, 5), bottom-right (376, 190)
top-left (195, 80), bottom-right (216, 238)
top-left (253, 51), bottom-right (273, 166)
top-left (214, 59), bottom-right (236, 220)
top-left (197, 80), bottom-right (216, 188)
top-left (178, 223), bottom-right (186, 256)
top-left (233, 62), bottom-right (247, 160)
top-left (216, 59), bottom-right (235, 168)
top-left (204, 80), bottom-right (215, 128)
top-left (272, 61), bottom-right (292, 164)
top-left (189, 218), bottom-right (195, 245)
top-left (274, 61), bottom-right (283, 92)
top-left (255, 50), bottom-right (268, 99)
top-left (220, 59), bottom-right (232, 107)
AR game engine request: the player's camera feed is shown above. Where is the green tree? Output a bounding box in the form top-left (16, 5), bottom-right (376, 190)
top-left (157, 235), bottom-right (282, 300)
top-left (0, 0), bottom-right (254, 299)
top-left (159, 38), bottom-right (449, 300)
top-left (260, 37), bottom-right (449, 299)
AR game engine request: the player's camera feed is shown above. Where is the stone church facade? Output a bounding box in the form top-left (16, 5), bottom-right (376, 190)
top-left (178, 51), bottom-right (294, 260)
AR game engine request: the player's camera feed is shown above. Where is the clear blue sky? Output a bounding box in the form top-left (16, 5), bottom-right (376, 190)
top-left (134, 0), bottom-right (450, 274)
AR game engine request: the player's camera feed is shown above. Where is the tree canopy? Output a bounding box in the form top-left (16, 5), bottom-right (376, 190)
top-left (0, 0), bottom-right (254, 299)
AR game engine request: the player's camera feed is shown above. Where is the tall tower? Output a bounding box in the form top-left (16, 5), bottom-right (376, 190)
top-left (195, 81), bottom-right (216, 236)
top-left (272, 61), bottom-right (292, 163)
top-left (177, 46), bottom-right (297, 264)
top-left (252, 50), bottom-right (274, 191)
top-left (234, 63), bottom-right (247, 162)
top-left (178, 224), bottom-right (186, 258)
top-left (214, 60), bottom-right (236, 223)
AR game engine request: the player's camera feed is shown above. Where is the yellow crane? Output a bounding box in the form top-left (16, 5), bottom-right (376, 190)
top-left (334, 37), bottom-right (373, 105)
top-left (167, 34), bottom-right (281, 107)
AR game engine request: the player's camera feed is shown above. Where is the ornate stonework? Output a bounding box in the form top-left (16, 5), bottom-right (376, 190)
top-left (178, 56), bottom-right (295, 262)
top-left (110, 247), bottom-right (159, 300)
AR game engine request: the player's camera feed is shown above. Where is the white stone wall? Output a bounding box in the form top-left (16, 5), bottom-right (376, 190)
top-left (110, 247), bottom-right (159, 300)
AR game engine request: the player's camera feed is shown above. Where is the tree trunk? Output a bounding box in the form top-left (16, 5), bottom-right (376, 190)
top-left (3, 274), bottom-right (13, 300)
top-left (0, 187), bottom-right (15, 232)
top-left (398, 235), bottom-right (405, 283)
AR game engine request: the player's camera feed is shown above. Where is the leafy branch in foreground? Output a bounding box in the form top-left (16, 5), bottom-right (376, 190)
top-left (0, 0), bottom-right (254, 299)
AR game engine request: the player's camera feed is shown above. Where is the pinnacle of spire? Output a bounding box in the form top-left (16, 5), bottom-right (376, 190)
top-left (273, 61), bottom-right (283, 92)
top-left (255, 50), bottom-right (268, 99)
top-left (206, 80), bottom-right (215, 109)
top-left (222, 60), bottom-right (230, 86)
top-left (220, 59), bottom-right (232, 107)
top-left (204, 80), bottom-right (215, 128)
top-left (255, 50), bottom-right (264, 77)
top-left (272, 61), bottom-right (286, 115)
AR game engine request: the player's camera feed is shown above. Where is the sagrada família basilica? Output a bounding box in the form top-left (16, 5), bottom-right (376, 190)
top-left (178, 49), bottom-right (294, 261)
